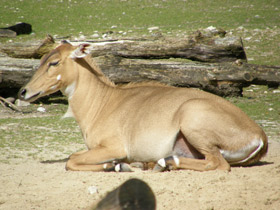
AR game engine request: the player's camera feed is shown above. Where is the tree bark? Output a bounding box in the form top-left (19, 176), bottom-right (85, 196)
top-left (1, 55), bottom-right (279, 97)
top-left (0, 56), bottom-right (40, 88)
top-left (0, 34), bottom-right (56, 59)
top-left (0, 30), bottom-right (246, 63)
top-left (87, 33), bottom-right (246, 63)
top-left (94, 56), bottom-right (280, 96)
top-left (91, 178), bottom-right (156, 210)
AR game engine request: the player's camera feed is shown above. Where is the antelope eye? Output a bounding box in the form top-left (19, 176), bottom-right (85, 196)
top-left (49, 61), bottom-right (60, 67)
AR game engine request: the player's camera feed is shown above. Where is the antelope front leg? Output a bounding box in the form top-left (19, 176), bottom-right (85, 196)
top-left (66, 146), bottom-right (131, 172)
top-left (69, 150), bottom-right (88, 158)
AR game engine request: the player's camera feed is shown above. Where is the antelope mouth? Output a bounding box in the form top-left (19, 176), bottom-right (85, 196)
top-left (19, 89), bottom-right (43, 102)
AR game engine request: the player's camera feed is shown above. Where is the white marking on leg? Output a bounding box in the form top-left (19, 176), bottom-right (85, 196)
top-left (56, 74), bottom-right (61, 81)
top-left (103, 164), bottom-right (107, 169)
top-left (158, 158), bottom-right (166, 168)
top-left (220, 139), bottom-right (264, 164)
top-left (115, 164), bottom-right (121, 172)
top-left (238, 140), bottom-right (264, 163)
top-left (173, 155), bottom-right (180, 166)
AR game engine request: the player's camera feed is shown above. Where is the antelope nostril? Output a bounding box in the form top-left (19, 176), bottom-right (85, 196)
top-left (19, 88), bottom-right (26, 98)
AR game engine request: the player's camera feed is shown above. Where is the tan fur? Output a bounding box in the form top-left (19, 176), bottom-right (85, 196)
top-left (19, 43), bottom-right (268, 172)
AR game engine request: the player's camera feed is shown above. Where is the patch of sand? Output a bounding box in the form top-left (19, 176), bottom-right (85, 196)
top-left (1, 140), bottom-right (279, 210)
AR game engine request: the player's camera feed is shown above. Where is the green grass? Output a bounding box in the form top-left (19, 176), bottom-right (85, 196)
top-left (1, 0), bottom-right (279, 34)
top-left (229, 86), bottom-right (280, 121)
top-left (0, 105), bottom-right (85, 162)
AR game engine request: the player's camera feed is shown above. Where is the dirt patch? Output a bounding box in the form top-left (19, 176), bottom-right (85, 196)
top-left (0, 138), bottom-right (279, 210)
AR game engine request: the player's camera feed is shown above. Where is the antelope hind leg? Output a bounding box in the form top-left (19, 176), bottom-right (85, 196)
top-left (152, 127), bottom-right (231, 172)
top-left (153, 152), bottom-right (230, 172)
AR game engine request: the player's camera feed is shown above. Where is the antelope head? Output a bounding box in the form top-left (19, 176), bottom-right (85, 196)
top-left (18, 41), bottom-right (90, 102)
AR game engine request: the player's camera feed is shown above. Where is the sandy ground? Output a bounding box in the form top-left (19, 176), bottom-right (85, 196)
top-left (0, 137), bottom-right (280, 210)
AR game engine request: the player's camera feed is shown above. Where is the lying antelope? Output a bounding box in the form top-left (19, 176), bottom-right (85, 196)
top-left (19, 41), bottom-right (268, 172)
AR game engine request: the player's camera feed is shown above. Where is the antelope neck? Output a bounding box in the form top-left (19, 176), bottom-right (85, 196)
top-left (67, 62), bottom-right (114, 131)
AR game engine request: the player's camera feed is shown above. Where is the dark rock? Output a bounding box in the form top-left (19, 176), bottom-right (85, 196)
top-left (1, 22), bottom-right (32, 35)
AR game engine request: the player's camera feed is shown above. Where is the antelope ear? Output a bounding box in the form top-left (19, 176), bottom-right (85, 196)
top-left (70, 43), bottom-right (91, 59)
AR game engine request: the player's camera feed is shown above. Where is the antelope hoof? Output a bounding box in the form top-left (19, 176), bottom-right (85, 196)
top-left (152, 164), bottom-right (166, 172)
top-left (115, 163), bottom-right (133, 172)
top-left (153, 158), bottom-right (167, 172)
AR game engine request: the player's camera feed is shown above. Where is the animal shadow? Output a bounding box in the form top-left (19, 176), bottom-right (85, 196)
top-left (40, 158), bottom-right (69, 164)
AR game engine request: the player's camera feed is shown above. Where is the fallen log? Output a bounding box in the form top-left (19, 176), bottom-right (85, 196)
top-left (0, 56), bottom-right (40, 89)
top-left (91, 178), bottom-right (156, 210)
top-left (0, 29), bottom-right (246, 63)
top-left (87, 33), bottom-right (246, 63)
top-left (0, 34), bottom-right (56, 59)
top-left (1, 55), bottom-right (279, 97)
top-left (94, 56), bottom-right (280, 96)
